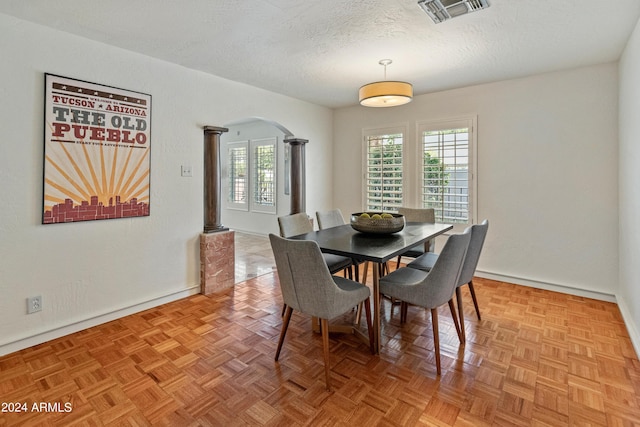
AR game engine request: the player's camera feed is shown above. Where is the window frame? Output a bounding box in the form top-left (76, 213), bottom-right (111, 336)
top-left (416, 116), bottom-right (477, 230)
top-left (249, 137), bottom-right (277, 214)
top-left (226, 140), bottom-right (249, 211)
top-left (362, 125), bottom-right (407, 213)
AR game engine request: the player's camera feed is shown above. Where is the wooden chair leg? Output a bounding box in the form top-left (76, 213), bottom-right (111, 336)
top-left (456, 287), bottom-right (466, 344)
top-left (355, 302), bottom-right (363, 327)
top-left (320, 318), bottom-right (331, 390)
top-left (468, 280), bottom-right (481, 320)
top-left (363, 297), bottom-right (374, 354)
top-left (281, 304), bottom-right (287, 317)
top-left (275, 306), bottom-right (293, 361)
top-left (431, 308), bottom-right (441, 375)
top-left (448, 299), bottom-right (462, 344)
top-left (362, 261), bottom-right (369, 284)
top-left (400, 301), bottom-right (408, 323)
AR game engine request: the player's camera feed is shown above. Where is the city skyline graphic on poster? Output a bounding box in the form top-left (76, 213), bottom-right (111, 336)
top-left (43, 74), bottom-right (151, 224)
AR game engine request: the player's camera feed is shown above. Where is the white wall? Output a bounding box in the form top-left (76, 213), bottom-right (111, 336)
top-left (0, 14), bottom-right (333, 356)
top-left (220, 120), bottom-right (291, 235)
top-left (334, 64), bottom-right (619, 300)
top-left (618, 17), bottom-right (640, 356)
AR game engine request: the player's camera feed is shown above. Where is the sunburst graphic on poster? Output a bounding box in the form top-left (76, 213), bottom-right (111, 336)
top-left (43, 74), bottom-right (151, 224)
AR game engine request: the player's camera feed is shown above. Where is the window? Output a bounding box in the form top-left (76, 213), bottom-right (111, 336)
top-left (418, 118), bottom-right (476, 225)
top-left (227, 142), bottom-right (248, 210)
top-left (364, 128), bottom-right (404, 212)
top-left (250, 138), bottom-right (276, 214)
top-left (226, 137), bottom-right (277, 214)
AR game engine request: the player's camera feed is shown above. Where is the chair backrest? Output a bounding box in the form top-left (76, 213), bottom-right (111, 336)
top-left (316, 209), bottom-right (345, 229)
top-left (457, 219), bottom-right (489, 287)
top-left (278, 213), bottom-right (313, 238)
top-left (268, 234), bottom-right (355, 319)
top-left (397, 207), bottom-right (435, 223)
top-left (398, 207), bottom-right (436, 252)
top-left (418, 228), bottom-right (471, 309)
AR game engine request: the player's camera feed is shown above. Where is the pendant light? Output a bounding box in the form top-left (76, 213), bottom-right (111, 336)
top-left (359, 59), bottom-right (413, 107)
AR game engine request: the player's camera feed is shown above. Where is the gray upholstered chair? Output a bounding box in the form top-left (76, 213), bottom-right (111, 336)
top-left (315, 208), bottom-right (346, 230)
top-left (278, 213), bottom-right (353, 277)
top-left (408, 220), bottom-right (488, 342)
top-left (269, 234), bottom-right (374, 390)
top-left (316, 209), bottom-right (366, 283)
top-left (379, 228), bottom-right (471, 375)
top-left (395, 207), bottom-right (436, 269)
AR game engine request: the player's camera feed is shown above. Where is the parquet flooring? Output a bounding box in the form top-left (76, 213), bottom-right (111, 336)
top-left (1, 267), bottom-right (639, 426)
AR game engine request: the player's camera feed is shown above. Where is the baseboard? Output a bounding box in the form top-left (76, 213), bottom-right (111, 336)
top-left (615, 298), bottom-right (640, 359)
top-left (0, 286), bottom-right (201, 357)
top-left (475, 269), bottom-right (617, 302)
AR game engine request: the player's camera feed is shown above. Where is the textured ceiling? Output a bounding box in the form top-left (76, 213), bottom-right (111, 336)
top-left (1, 0), bottom-right (639, 108)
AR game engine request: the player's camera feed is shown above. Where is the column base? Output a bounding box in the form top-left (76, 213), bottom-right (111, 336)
top-left (200, 230), bottom-right (235, 295)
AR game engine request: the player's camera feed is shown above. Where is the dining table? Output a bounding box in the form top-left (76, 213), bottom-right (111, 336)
top-left (289, 221), bottom-right (453, 353)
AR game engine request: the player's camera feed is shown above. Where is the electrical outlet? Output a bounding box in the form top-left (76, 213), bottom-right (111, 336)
top-left (181, 165), bottom-right (192, 177)
top-left (27, 296), bottom-right (42, 314)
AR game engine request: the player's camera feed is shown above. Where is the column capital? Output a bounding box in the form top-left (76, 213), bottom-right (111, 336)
top-left (284, 137), bottom-right (308, 145)
top-left (203, 126), bottom-right (229, 135)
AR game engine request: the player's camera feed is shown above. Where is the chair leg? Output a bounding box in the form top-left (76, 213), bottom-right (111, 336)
top-left (448, 298), bottom-right (463, 344)
top-left (320, 318), bottom-right (331, 390)
top-left (431, 308), bottom-right (441, 375)
top-left (355, 302), bottom-right (363, 327)
top-left (456, 287), bottom-right (466, 344)
top-left (362, 261), bottom-right (369, 284)
top-left (400, 301), bottom-right (408, 323)
top-left (275, 306), bottom-right (293, 361)
top-left (281, 304), bottom-right (286, 317)
top-left (468, 280), bottom-right (481, 320)
top-left (363, 297), bottom-right (374, 354)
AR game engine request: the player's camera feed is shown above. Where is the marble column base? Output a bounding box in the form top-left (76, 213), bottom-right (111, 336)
top-left (200, 230), bottom-right (235, 295)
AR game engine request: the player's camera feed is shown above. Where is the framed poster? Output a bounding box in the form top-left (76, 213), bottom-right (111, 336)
top-left (42, 74), bottom-right (151, 224)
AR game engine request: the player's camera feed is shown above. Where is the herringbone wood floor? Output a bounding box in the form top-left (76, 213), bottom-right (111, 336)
top-left (1, 268), bottom-right (639, 426)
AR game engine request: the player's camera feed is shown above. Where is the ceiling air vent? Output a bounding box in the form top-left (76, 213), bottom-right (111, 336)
top-left (418, 0), bottom-right (490, 23)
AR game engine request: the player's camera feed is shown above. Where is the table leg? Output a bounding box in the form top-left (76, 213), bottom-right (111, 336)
top-left (372, 263), bottom-right (380, 353)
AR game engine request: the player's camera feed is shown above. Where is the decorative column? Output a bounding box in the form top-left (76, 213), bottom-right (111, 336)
top-left (284, 138), bottom-right (308, 215)
top-left (203, 126), bottom-right (229, 233)
top-left (200, 125), bottom-right (235, 295)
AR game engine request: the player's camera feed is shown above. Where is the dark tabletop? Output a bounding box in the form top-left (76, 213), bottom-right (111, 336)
top-left (289, 222), bottom-right (453, 263)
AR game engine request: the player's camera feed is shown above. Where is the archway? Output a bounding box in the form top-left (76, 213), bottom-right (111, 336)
top-left (220, 117), bottom-right (299, 283)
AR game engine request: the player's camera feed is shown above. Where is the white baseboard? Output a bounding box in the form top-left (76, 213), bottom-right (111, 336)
top-left (0, 286), bottom-right (201, 357)
top-left (615, 298), bottom-right (640, 359)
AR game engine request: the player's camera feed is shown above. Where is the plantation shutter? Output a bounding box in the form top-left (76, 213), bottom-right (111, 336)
top-left (227, 141), bottom-right (248, 211)
top-left (250, 138), bottom-right (276, 213)
top-left (419, 120), bottom-right (473, 224)
top-left (365, 131), bottom-right (404, 213)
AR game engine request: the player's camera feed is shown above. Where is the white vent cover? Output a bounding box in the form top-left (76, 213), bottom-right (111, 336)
top-left (418, 0), bottom-right (490, 23)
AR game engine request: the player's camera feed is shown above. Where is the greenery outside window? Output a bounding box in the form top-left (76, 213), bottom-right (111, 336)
top-left (418, 118), bottom-right (476, 227)
top-left (250, 138), bottom-right (277, 214)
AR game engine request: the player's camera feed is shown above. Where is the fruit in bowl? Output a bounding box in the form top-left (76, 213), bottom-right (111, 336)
top-left (350, 212), bottom-right (405, 234)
